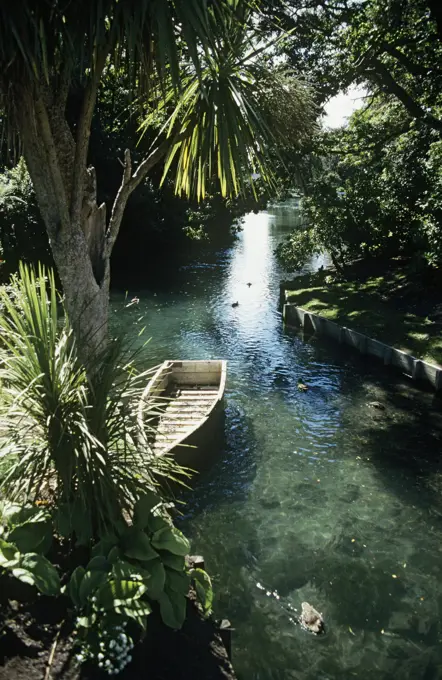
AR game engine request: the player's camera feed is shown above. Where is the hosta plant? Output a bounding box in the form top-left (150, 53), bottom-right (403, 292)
top-left (69, 491), bottom-right (213, 674)
top-left (0, 501), bottom-right (60, 596)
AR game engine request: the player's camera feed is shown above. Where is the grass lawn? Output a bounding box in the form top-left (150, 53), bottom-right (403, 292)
top-left (284, 261), bottom-right (442, 367)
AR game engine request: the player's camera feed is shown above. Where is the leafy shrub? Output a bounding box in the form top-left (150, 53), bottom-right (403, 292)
top-left (0, 264), bottom-right (212, 676)
top-left (0, 159), bottom-right (51, 275)
top-left (68, 491), bottom-right (212, 674)
top-left (0, 501), bottom-right (60, 595)
top-left (0, 263), bottom-right (187, 542)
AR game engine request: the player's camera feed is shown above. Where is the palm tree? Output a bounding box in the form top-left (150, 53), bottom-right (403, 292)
top-left (0, 0), bottom-right (316, 362)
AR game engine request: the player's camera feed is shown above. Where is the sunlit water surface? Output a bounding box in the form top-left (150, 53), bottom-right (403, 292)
top-left (112, 202), bottom-right (442, 680)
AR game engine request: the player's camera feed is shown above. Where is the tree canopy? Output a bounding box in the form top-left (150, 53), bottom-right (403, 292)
top-left (0, 0), bottom-right (317, 357)
top-left (274, 0), bottom-right (442, 275)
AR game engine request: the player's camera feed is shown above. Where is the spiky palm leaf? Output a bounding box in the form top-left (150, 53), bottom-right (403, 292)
top-left (0, 263), bottom-right (187, 541)
top-left (0, 0), bottom-right (316, 199)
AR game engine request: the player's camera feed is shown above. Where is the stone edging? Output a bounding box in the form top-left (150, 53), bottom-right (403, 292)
top-left (283, 302), bottom-right (442, 392)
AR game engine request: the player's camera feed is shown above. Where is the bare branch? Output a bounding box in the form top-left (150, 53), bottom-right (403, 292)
top-left (380, 41), bottom-right (435, 77)
top-left (105, 141), bottom-right (171, 258)
top-left (55, 60), bottom-right (72, 112)
top-left (69, 46), bottom-right (110, 227)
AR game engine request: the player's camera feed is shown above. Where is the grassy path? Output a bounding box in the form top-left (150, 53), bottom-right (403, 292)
top-left (284, 263), bottom-right (442, 367)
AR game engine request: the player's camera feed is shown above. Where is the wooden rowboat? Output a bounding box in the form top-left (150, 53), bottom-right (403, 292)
top-left (139, 360), bottom-right (227, 468)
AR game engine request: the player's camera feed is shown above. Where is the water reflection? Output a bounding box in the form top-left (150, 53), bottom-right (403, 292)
top-left (112, 203), bottom-right (442, 680)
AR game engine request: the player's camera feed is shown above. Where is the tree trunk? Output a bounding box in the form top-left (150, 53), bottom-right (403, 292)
top-left (16, 85), bottom-right (111, 363)
top-left (51, 224), bottom-right (110, 363)
top-left (14, 78), bottom-right (169, 365)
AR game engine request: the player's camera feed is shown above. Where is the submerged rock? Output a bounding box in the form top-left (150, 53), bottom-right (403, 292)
top-left (368, 401), bottom-right (386, 411)
top-left (299, 602), bottom-right (324, 634)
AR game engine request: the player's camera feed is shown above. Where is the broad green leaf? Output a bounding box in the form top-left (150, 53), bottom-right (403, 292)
top-left (159, 552), bottom-right (186, 571)
top-left (151, 527), bottom-right (190, 556)
top-left (76, 613), bottom-right (97, 628)
top-left (1, 504), bottom-right (49, 528)
top-left (54, 504), bottom-right (72, 539)
top-left (165, 568), bottom-right (190, 596)
top-left (112, 560), bottom-right (144, 582)
top-left (107, 546), bottom-right (121, 564)
top-left (68, 566), bottom-right (85, 608)
top-left (0, 502), bottom-right (23, 525)
top-left (96, 579), bottom-right (147, 611)
top-left (9, 520), bottom-right (52, 555)
top-left (143, 558), bottom-right (166, 600)
top-left (79, 569), bottom-right (109, 606)
top-left (158, 588), bottom-right (187, 629)
top-left (133, 492), bottom-right (162, 529)
top-left (13, 553), bottom-right (60, 596)
top-left (114, 599), bottom-right (152, 629)
top-left (91, 535), bottom-right (118, 558)
top-left (87, 555), bottom-right (110, 571)
top-left (190, 568), bottom-right (213, 614)
top-left (147, 514), bottom-right (170, 534)
top-left (121, 528), bottom-right (159, 561)
top-left (0, 538), bottom-right (18, 566)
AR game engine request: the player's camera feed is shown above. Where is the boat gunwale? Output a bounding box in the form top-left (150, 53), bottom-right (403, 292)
top-left (138, 359), bottom-right (226, 457)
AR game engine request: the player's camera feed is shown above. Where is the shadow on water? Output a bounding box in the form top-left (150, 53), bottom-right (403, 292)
top-left (178, 403), bottom-right (259, 522)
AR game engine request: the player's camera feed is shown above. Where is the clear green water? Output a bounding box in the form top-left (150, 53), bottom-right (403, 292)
top-left (112, 202), bottom-right (442, 680)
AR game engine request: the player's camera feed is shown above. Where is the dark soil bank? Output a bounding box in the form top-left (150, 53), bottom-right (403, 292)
top-left (0, 578), bottom-right (235, 680)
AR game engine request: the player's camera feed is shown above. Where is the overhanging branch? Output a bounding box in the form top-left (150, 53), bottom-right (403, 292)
top-left (368, 58), bottom-right (442, 132)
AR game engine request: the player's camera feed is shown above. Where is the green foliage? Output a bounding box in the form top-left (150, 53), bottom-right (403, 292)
top-left (0, 503), bottom-right (60, 596)
top-left (10, 552), bottom-right (60, 596)
top-left (1, 0), bottom-right (316, 207)
top-left (278, 99), bottom-right (442, 272)
top-left (0, 268), bottom-right (213, 676)
top-left (0, 263), bottom-right (187, 541)
top-left (265, 0), bottom-right (442, 274)
top-left (190, 567), bottom-right (213, 615)
top-left (276, 228), bottom-right (318, 273)
top-left (0, 159), bottom-right (50, 275)
top-left (69, 489), bottom-right (210, 672)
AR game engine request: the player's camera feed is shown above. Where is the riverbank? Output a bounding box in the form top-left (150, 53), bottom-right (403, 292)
top-left (283, 259), bottom-right (442, 367)
top-left (0, 583), bottom-right (235, 680)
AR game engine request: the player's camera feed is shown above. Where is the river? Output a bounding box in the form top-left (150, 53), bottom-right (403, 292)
top-left (112, 201), bottom-right (442, 680)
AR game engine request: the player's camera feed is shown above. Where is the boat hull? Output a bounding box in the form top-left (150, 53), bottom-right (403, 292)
top-left (139, 360), bottom-right (227, 471)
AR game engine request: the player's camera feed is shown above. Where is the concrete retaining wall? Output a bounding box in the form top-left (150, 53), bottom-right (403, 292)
top-left (283, 303), bottom-right (442, 392)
